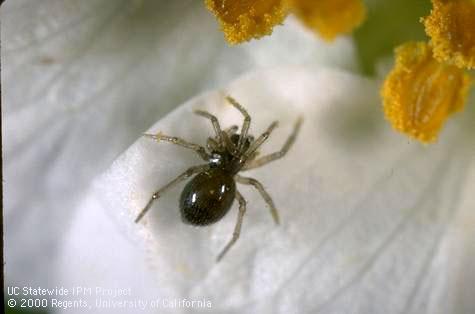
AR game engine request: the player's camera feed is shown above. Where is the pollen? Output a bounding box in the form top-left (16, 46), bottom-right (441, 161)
top-left (205, 0), bottom-right (290, 45)
top-left (291, 0), bottom-right (366, 41)
top-left (422, 0), bottom-right (475, 69)
top-left (381, 42), bottom-right (472, 143)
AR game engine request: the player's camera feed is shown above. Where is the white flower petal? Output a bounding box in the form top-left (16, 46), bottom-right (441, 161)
top-left (2, 0), bottom-right (357, 288)
top-left (58, 67), bottom-right (475, 313)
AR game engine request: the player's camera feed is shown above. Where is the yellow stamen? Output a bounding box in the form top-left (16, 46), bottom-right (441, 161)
top-left (422, 0), bottom-right (475, 69)
top-left (291, 0), bottom-right (366, 42)
top-left (205, 0), bottom-right (290, 45)
top-left (381, 42), bottom-right (471, 143)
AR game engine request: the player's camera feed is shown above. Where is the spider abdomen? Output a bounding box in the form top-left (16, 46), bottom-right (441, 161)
top-left (179, 169), bottom-right (236, 226)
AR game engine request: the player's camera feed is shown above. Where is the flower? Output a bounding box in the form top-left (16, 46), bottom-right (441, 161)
top-left (205, 0), bottom-right (366, 44)
top-left (291, 0), bottom-right (366, 42)
top-left (204, 0), bottom-right (290, 44)
top-left (381, 0), bottom-right (474, 143)
top-left (3, 0), bottom-right (354, 299)
top-left (3, 1), bottom-right (475, 314)
top-left (422, 0), bottom-right (475, 69)
top-left (59, 67), bottom-right (475, 314)
top-left (381, 41), bottom-right (471, 142)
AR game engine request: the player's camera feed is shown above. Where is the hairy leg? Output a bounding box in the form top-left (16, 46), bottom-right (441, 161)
top-left (226, 96), bottom-right (251, 151)
top-left (216, 190), bottom-right (246, 262)
top-left (242, 121), bottom-right (279, 162)
top-left (143, 132), bottom-right (209, 161)
top-left (135, 164), bottom-right (210, 223)
top-left (236, 175), bottom-right (280, 224)
top-left (194, 110), bottom-right (224, 145)
top-left (243, 117), bottom-right (303, 170)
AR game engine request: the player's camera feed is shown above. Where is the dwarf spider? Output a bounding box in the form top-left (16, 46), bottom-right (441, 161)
top-left (135, 96), bottom-right (302, 261)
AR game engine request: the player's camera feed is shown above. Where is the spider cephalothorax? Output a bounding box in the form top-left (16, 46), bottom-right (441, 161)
top-left (135, 96), bottom-right (302, 261)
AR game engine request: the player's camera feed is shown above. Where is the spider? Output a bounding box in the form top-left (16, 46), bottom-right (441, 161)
top-left (135, 96), bottom-right (303, 262)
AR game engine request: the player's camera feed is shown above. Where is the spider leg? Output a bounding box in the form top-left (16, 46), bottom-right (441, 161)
top-left (143, 133), bottom-right (210, 161)
top-left (243, 116), bottom-right (303, 170)
top-left (241, 121), bottom-right (279, 162)
top-left (207, 137), bottom-right (220, 152)
top-left (235, 175), bottom-right (280, 225)
top-left (221, 131), bottom-right (239, 156)
top-left (194, 109), bottom-right (224, 145)
top-left (135, 164), bottom-right (210, 223)
top-left (225, 125), bottom-right (239, 136)
top-left (216, 190), bottom-right (246, 262)
top-left (226, 96), bottom-right (251, 151)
